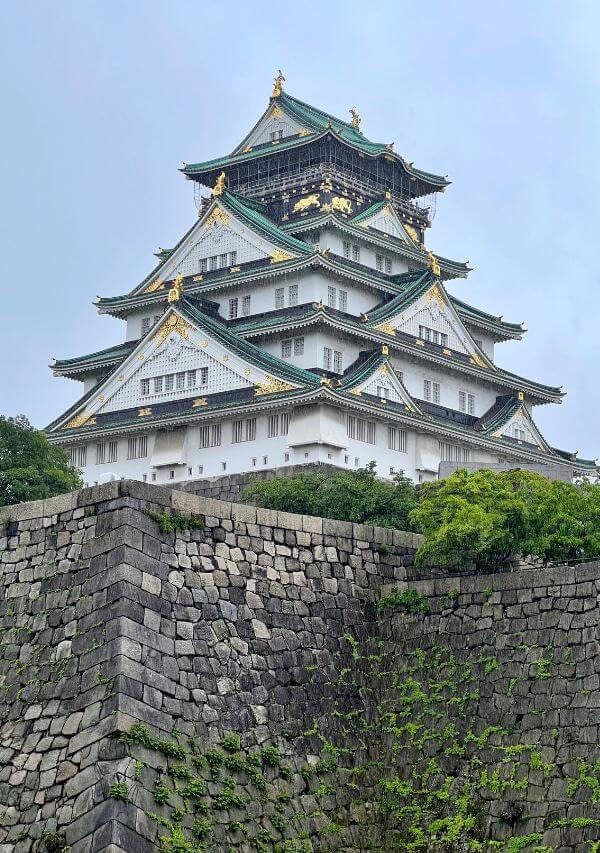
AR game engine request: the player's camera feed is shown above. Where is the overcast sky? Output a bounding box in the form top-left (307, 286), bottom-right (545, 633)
top-left (0, 1), bottom-right (598, 460)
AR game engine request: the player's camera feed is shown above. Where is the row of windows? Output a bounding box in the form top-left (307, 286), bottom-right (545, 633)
top-left (70, 437), bottom-right (146, 469)
top-left (419, 325), bottom-right (448, 347)
top-left (229, 295), bottom-right (251, 319)
top-left (342, 240), bottom-right (361, 262)
top-left (199, 251), bottom-right (237, 273)
top-left (323, 347), bottom-right (343, 373)
top-left (376, 253), bottom-right (393, 274)
top-left (439, 442), bottom-right (470, 462)
top-left (275, 284), bottom-right (298, 309)
top-left (141, 369), bottom-right (206, 396)
top-left (281, 337), bottom-right (304, 358)
top-left (347, 415), bottom-right (376, 444)
top-left (342, 240), bottom-right (394, 274)
top-left (327, 286), bottom-right (348, 311)
top-left (459, 391), bottom-right (476, 415)
top-left (423, 381), bottom-right (478, 415)
top-left (270, 129), bottom-right (284, 142)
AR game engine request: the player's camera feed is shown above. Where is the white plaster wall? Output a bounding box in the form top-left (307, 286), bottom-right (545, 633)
top-left (320, 229), bottom-right (410, 277)
top-left (261, 330), bottom-right (362, 373)
top-left (125, 309), bottom-right (166, 342)
top-left (392, 355), bottom-right (499, 416)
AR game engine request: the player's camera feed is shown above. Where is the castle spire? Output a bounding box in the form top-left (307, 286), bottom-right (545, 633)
top-left (272, 70), bottom-right (285, 98)
top-left (349, 106), bottom-right (361, 130)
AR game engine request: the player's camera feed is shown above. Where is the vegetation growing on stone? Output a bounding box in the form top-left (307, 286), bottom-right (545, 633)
top-left (145, 509), bottom-right (205, 534)
top-left (377, 587), bottom-right (430, 615)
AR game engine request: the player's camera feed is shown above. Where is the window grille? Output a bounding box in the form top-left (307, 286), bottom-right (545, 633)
top-left (164, 375), bottom-right (174, 391)
top-left (108, 441), bottom-right (118, 463)
top-left (323, 347), bottom-right (332, 370)
top-left (127, 436), bottom-right (148, 460)
top-left (281, 339), bottom-right (292, 358)
top-left (338, 290), bottom-right (348, 311)
top-left (333, 351), bottom-right (342, 373)
top-left (328, 286), bottom-right (336, 307)
top-left (209, 256), bottom-right (218, 271)
top-left (187, 370), bottom-right (196, 388)
top-left (96, 443), bottom-right (106, 465)
top-left (377, 386), bottom-right (390, 399)
top-left (154, 376), bottom-right (163, 394)
top-left (347, 416), bottom-right (376, 444)
top-left (385, 257), bottom-right (392, 274)
top-left (141, 378), bottom-right (150, 396)
top-left (268, 415), bottom-right (279, 437)
top-left (176, 372), bottom-right (185, 390)
top-left (199, 258), bottom-right (208, 273)
top-left (141, 317), bottom-right (152, 336)
top-left (293, 337), bottom-right (304, 355)
top-left (343, 240), bottom-right (351, 258)
top-left (229, 298), bottom-right (238, 319)
top-left (275, 287), bottom-right (285, 309)
top-left (219, 253), bottom-right (228, 268)
top-left (376, 254), bottom-right (383, 271)
top-left (242, 295), bottom-right (251, 316)
top-left (288, 284), bottom-right (298, 306)
top-left (352, 244), bottom-right (360, 262)
top-left (199, 424), bottom-right (221, 448)
top-left (439, 442), bottom-right (470, 462)
top-left (75, 446), bottom-right (87, 467)
top-left (229, 251), bottom-right (237, 266)
top-left (233, 418), bottom-right (256, 443)
top-left (199, 367), bottom-right (208, 385)
top-left (514, 425), bottom-right (526, 441)
top-left (419, 326), bottom-right (448, 347)
top-left (388, 427), bottom-right (407, 453)
top-left (281, 413), bottom-right (289, 435)
top-left (459, 392), bottom-right (475, 415)
top-left (424, 380), bottom-right (440, 403)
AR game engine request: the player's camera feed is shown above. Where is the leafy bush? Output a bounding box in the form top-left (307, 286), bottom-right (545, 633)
top-left (377, 588), bottom-right (430, 615)
top-left (0, 415), bottom-right (81, 506)
top-left (244, 462), bottom-right (418, 530)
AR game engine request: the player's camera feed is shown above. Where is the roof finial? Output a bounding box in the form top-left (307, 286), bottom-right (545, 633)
top-left (272, 70), bottom-right (285, 98)
top-left (349, 107), bottom-right (361, 130)
top-left (427, 250), bottom-right (441, 278)
top-left (167, 272), bottom-right (184, 303)
top-left (212, 171), bottom-right (227, 196)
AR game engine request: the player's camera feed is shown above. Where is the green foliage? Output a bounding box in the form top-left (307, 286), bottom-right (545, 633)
top-left (0, 415), bottom-right (81, 507)
top-left (261, 745), bottom-right (282, 767)
top-left (145, 510), bottom-right (204, 534)
top-left (41, 831), bottom-right (68, 853)
top-left (154, 778), bottom-right (172, 806)
top-left (120, 723), bottom-right (186, 759)
top-left (377, 588), bottom-right (430, 615)
top-left (109, 781), bottom-right (130, 802)
top-left (566, 759), bottom-right (600, 804)
top-left (221, 732), bottom-right (242, 753)
top-left (411, 468), bottom-right (600, 573)
top-left (243, 462), bottom-right (418, 530)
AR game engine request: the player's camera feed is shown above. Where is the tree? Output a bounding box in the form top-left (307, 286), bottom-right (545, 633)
top-left (0, 415), bottom-right (81, 507)
top-left (243, 462), bottom-right (418, 530)
top-left (411, 468), bottom-right (600, 573)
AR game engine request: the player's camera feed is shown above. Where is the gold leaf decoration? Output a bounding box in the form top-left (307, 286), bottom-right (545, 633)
top-left (138, 408), bottom-right (152, 417)
top-left (205, 207), bottom-right (230, 228)
top-left (293, 194), bottom-right (320, 213)
top-left (192, 398), bottom-right (207, 408)
top-left (145, 278), bottom-right (164, 293)
top-left (270, 249), bottom-right (293, 264)
top-left (375, 321), bottom-right (396, 336)
top-left (331, 196), bottom-right (352, 215)
top-left (154, 314), bottom-right (194, 345)
top-left (65, 412), bottom-right (94, 429)
top-left (404, 223), bottom-right (419, 243)
top-left (255, 375), bottom-right (295, 396)
top-left (425, 285), bottom-right (446, 311)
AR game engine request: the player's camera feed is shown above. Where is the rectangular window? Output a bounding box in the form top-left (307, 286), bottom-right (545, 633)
top-left (281, 413), bottom-right (289, 435)
top-left (138, 436), bottom-right (148, 457)
top-left (268, 414), bottom-right (279, 438)
top-left (281, 339), bottom-right (292, 358)
top-left (127, 438), bottom-right (137, 460)
top-left (164, 374), bottom-right (174, 392)
top-left (75, 446), bottom-right (87, 468)
top-left (433, 382), bottom-right (440, 404)
top-left (347, 416), bottom-right (375, 444)
top-left (352, 244), bottom-right (360, 262)
top-left (199, 258), bottom-right (208, 273)
top-left (229, 251), bottom-right (237, 266)
top-left (423, 379), bottom-right (431, 401)
top-left (338, 290), bottom-right (348, 311)
top-left (219, 253), bottom-right (228, 268)
top-left (514, 426), bottom-right (526, 441)
top-left (187, 370), bottom-right (196, 388)
top-left (459, 392), bottom-right (475, 414)
top-left (385, 257), bottom-right (393, 274)
top-left (153, 376), bottom-right (163, 394)
top-left (96, 443), bottom-right (106, 465)
top-left (343, 240), bottom-right (351, 258)
top-left (141, 378), bottom-right (150, 396)
top-left (270, 130), bottom-right (283, 141)
top-left (328, 285), bottom-right (336, 307)
top-left (468, 393), bottom-right (475, 415)
top-left (232, 418), bottom-right (256, 443)
top-left (419, 325), bottom-right (448, 347)
top-left (242, 295), bottom-right (251, 316)
top-left (199, 424), bottom-right (221, 448)
top-left (176, 372), bottom-right (185, 390)
top-left (293, 337), bottom-right (304, 355)
top-left (323, 347), bottom-right (332, 370)
top-left (141, 317), bottom-right (152, 336)
top-left (333, 350), bottom-right (342, 373)
top-left (209, 255), bottom-right (218, 271)
top-left (377, 385), bottom-right (390, 399)
top-left (288, 284), bottom-right (298, 306)
top-left (108, 441), bottom-right (118, 463)
top-left (424, 380), bottom-right (440, 403)
top-left (388, 427), bottom-right (407, 453)
top-left (229, 298), bottom-right (238, 319)
top-left (439, 441), bottom-right (470, 463)
top-left (199, 367), bottom-right (208, 385)
top-left (275, 287), bottom-right (285, 309)
top-left (376, 254), bottom-right (384, 271)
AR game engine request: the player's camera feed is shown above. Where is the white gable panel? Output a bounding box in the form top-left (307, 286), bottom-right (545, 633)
top-left (367, 212), bottom-right (407, 241)
top-left (362, 372), bottom-right (405, 404)
top-left (242, 110), bottom-right (306, 149)
top-left (102, 333), bottom-right (252, 413)
top-left (500, 410), bottom-right (542, 447)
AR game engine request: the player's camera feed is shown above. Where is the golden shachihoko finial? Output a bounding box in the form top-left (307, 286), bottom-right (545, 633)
top-left (168, 272), bottom-right (184, 303)
top-left (349, 107), bottom-right (361, 130)
top-left (272, 70), bottom-right (285, 98)
top-left (427, 251), bottom-right (441, 278)
top-left (213, 171), bottom-right (227, 196)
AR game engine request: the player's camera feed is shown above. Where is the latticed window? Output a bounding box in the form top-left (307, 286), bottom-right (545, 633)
top-left (154, 377), bottom-right (163, 393)
top-left (187, 371), bottom-right (196, 388)
top-left (281, 413), bottom-right (289, 435)
top-left (423, 380), bottom-right (440, 404)
top-left (376, 254), bottom-right (384, 271)
top-left (514, 425), bottom-right (526, 441)
top-left (281, 340), bottom-right (292, 358)
top-left (275, 288), bottom-right (285, 309)
top-left (176, 372), bottom-right (185, 390)
top-left (385, 258), bottom-right (393, 274)
top-left (293, 337), bottom-right (304, 355)
top-left (388, 427), bottom-right (407, 453)
top-left (323, 347), bottom-right (332, 370)
top-left (73, 446), bottom-right (87, 468)
top-left (338, 290), bottom-right (348, 311)
top-left (165, 375), bottom-right (174, 391)
top-left (352, 244), bottom-right (360, 262)
top-left (108, 441), bottom-right (118, 463)
top-left (219, 254), bottom-right (228, 268)
top-left (419, 326), bottom-right (448, 347)
top-left (333, 351), bottom-right (342, 373)
top-left (268, 415), bottom-right (279, 437)
top-left (343, 240), bottom-right (351, 258)
top-left (141, 378), bottom-right (150, 396)
top-left (439, 441), bottom-right (470, 462)
top-left (141, 317), bottom-right (152, 336)
top-left (209, 256), bottom-right (219, 271)
top-left (229, 251), bottom-right (237, 266)
top-left (199, 424), bottom-right (221, 448)
top-left (96, 443), bottom-right (106, 465)
top-left (199, 367), bottom-right (208, 385)
top-left (347, 416), bottom-right (376, 444)
top-left (232, 418), bottom-right (256, 443)
top-left (270, 130), bottom-right (283, 141)
top-left (459, 391), bottom-right (475, 415)
top-left (229, 298), bottom-right (238, 319)
top-left (199, 258), bottom-right (208, 273)
top-left (377, 386), bottom-right (390, 399)
top-left (328, 286), bottom-right (336, 307)
top-left (288, 284), bottom-right (298, 306)
top-left (127, 436), bottom-right (148, 460)
top-left (242, 295), bottom-right (251, 316)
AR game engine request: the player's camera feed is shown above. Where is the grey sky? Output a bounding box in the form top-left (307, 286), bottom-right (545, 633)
top-left (0, 0), bottom-right (598, 460)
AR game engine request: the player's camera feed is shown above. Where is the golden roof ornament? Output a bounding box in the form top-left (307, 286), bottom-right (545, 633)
top-left (212, 171), bottom-right (227, 196)
top-left (349, 107), bottom-right (361, 130)
top-left (167, 272), bottom-right (184, 303)
top-left (427, 251), bottom-right (441, 278)
top-left (272, 70), bottom-right (285, 98)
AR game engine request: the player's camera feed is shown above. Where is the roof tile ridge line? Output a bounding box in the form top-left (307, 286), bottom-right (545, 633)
top-left (177, 299), bottom-right (321, 387)
top-left (52, 339), bottom-right (138, 369)
top-left (280, 91), bottom-right (358, 133)
top-left (219, 191), bottom-right (314, 255)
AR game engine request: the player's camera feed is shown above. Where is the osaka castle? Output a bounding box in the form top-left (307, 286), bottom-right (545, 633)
top-left (47, 73), bottom-right (596, 485)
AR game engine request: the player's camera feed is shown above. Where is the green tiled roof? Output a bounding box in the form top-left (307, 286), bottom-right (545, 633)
top-left (365, 270), bottom-right (433, 324)
top-left (53, 341), bottom-right (137, 372)
top-left (338, 351), bottom-right (386, 389)
top-left (450, 296), bottom-right (525, 337)
top-left (219, 191), bottom-right (312, 256)
top-left (349, 200), bottom-right (390, 225)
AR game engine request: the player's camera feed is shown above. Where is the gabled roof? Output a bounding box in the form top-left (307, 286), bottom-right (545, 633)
top-left (181, 90), bottom-right (449, 196)
top-left (338, 349), bottom-right (423, 414)
top-left (52, 340), bottom-right (138, 378)
top-left (474, 394), bottom-right (553, 453)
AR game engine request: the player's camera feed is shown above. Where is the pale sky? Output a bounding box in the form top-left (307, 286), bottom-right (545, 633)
top-left (0, 0), bottom-right (598, 460)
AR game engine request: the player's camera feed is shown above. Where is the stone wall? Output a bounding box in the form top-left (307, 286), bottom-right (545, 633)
top-left (181, 464), bottom-right (341, 505)
top-left (1, 481), bottom-right (599, 852)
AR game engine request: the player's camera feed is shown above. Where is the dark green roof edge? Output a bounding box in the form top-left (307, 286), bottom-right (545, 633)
top-left (53, 340), bottom-right (137, 371)
top-left (338, 351), bottom-right (386, 389)
top-left (449, 295), bottom-right (525, 335)
top-left (220, 191), bottom-right (312, 256)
